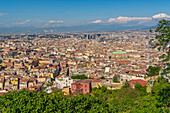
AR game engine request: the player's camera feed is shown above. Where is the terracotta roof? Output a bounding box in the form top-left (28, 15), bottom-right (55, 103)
top-left (93, 78), bottom-right (101, 82)
top-left (130, 79), bottom-right (147, 86)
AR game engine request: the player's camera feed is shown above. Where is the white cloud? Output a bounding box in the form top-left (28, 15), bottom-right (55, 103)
top-left (0, 13), bottom-right (7, 16)
top-left (108, 16), bottom-right (152, 23)
top-left (44, 20), bottom-right (64, 26)
top-left (152, 13), bottom-right (170, 19)
top-left (48, 20), bottom-right (56, 23)
top-left (108, 13), bottom-right (170, 24)
top-left (48, 20), bottom-right (64, 23)
top-left (15, 20), bottom-right (31, 25)
top-left (25, 20), bottom-right (31, 23)
top-left (91, 19), bottom-right (102, 23)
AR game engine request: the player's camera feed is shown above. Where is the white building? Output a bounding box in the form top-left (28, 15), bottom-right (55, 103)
top-left (55, 77), bottom-right (73, 89)
top-left (105, 67), bottom-right (110, 73)
top-left (44, 87), bottom-right (52, 93)
top-left (119, 74), bottom-right (145, 83)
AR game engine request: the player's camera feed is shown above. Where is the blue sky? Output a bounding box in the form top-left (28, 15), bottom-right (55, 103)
top-left (0, 0), bottom-right (170, 27)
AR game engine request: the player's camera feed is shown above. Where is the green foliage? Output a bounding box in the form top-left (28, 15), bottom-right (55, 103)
top-left (0, 78), bottom-right (169, 113)
top-left (89, 56), bottom-right (93, 59)
top-left (71, 75), bottom-right (91, 79)
top-left (115, 88), bottom-right (140, 100)
top-left (135, 83), bottom-right (143, 90)
top-left (129, 96), bottom-right (169, 113)
top-left (0, 59), bottom-right (2, 63)
top-left (152, 77), bottom-right (170, 107)
top-left (135, 83), bottom-right (147, 96)
top-left (100, 76), bottom-right (105, 79)
top-left (46, 82), bottom-right (54, 87)
top-left (150, 19), bottom-right (170, 75)
top-left (121, 81), bottom-right (130, 89)
top-left (92, 86), bottom-right (113, 98)
top-left (146, 66), bottom-right (160, 77)
top-left (113, 75), bottom-right (120, 83)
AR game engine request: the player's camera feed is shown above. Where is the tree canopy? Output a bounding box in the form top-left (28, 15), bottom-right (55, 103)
top-left (71, 75), bottom-right (92, 79)
top-left (146, 66), bottom-right (160, 77)
top-left (113, 74), bottom-right (120, 83)
top-left (150, 19), bottom-right (170, 75)
top-left (0, 77), bottom-right (169, 112)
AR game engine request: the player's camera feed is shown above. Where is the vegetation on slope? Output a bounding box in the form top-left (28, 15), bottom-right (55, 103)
top-left (0, 77), bottom-right (169, 113)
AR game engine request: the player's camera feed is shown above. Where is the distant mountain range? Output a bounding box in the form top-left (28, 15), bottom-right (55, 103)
top-left (0, 23), bottom-right (156, 34)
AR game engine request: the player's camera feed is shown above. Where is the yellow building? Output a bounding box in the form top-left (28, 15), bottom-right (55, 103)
top-left (62, 87), bottom-right (70, 95)
top-left (66, 54), bottom-right (71, 58)
top-left (112, 51), bottom-right (127, 58)
top-left (39, 60), bottom-right (50, 64)
top-left (0, 82), bottom-right (3, 89)
top-left (11, 78), bottom-right (18, 85)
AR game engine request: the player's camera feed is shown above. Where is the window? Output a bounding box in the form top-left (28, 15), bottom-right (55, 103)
top-left (85, 85), bottom-right (87, 87)
top-left (85, 89), bottom-right (87, 91)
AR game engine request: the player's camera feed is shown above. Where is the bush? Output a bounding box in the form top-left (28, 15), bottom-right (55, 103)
top-left (71, 75), bottom-right (88, 79)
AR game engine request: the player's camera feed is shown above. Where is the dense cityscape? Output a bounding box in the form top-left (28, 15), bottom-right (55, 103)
top-left (0, 21), bottom-right (169, 112)
top-left (0, 26), bottom-right (169, 112)
top-left (0, 0), bottom-right (169, 112)
top-left (0, 30), bottom-right (167, 94)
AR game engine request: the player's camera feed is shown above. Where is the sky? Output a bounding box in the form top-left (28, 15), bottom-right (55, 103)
top-left (0, 0), bottom-right (170, 27)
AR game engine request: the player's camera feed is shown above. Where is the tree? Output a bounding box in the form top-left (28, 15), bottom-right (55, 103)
top-left (115, 88), bottom-right (140, 100)
top-left (151, 77), bottom-right (170, 107)
top-left (135, 83), bottom-right (143, 91)
top-left (113, 75), bottom-right (120, 83)
top-left (71, 75), bottom-right (89, 79)
top-left (47, 81), bottom-right (54, 87)
top-left (0, 84), bottom-right (169, 112)
top-left (100, 76), bottom-right (105, 79)
top-left (0, 59), bottom-right (2, 64)
top-left (121, 81), bottom-right (130, 89)
top-left (146, 66), bottom-right (160, 77)
top-left (150, 19), bottom-right (170, 75)
top-left (135, 83), bottom-right (147, 96)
